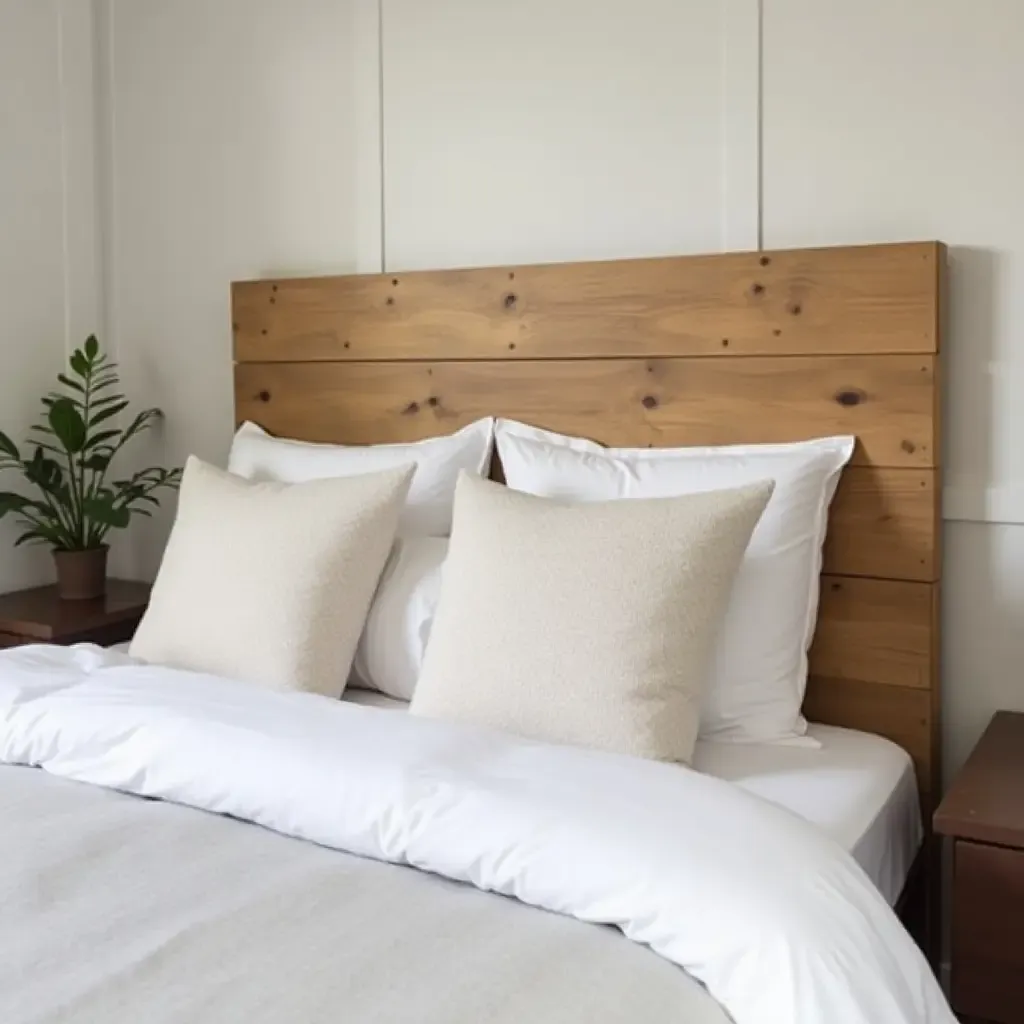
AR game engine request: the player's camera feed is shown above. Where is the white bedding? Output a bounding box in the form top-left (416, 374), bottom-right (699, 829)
top-left (2, 763), bottom-right (719, 1024)
top-left (697, 724), bottom-right (922, 905)
top-left (347, 691), bottom-right (923, 905)
top-left (0, 646), bottom-right (953, 1024)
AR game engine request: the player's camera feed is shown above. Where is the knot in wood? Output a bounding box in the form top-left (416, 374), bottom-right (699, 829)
top-left (835, 389), bottom-right (865, 407)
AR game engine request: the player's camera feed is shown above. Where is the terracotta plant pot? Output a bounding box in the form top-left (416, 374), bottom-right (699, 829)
top-left (53, 546), bottom-right (109, 601)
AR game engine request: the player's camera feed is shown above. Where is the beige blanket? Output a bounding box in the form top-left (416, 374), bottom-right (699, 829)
top-left (1, 765), bottom-right (726, 1024)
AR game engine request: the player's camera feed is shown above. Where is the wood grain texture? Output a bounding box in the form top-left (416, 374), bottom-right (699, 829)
top-left (231, 240), bottom-right (943, 816)
top-left (823, 467), bottom-right (937, 581)
top-left (811, 577), bottom-right (934, 690)
top-left (235, 355), bottom-right (936, 468)
top-left (234, 242), bottom-right (941, 363)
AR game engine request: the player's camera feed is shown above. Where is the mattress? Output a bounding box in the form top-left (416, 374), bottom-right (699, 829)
top-left (345, 690), bottom-right (922, 905)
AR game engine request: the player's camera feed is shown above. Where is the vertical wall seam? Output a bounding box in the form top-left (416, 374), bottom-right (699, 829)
top-left (756, 0), bottom-right (764, 250)
top-left (720, 0), bottom-right (761, 252)
top-left (95, 0), bottom-right (117, 362)
top-left (378, 0), bottom-right (387, 273)
top-left (719, 2), bottom-right (728, 250)
top-left (56, 0), bottom-right (72, 359)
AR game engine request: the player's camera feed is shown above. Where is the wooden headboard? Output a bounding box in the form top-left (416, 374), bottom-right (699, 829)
top-left (232, 241), bottom-right (944, 812)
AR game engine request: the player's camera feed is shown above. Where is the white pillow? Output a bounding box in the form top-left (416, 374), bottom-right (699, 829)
top-left (130, 457), bottom-right (413, 697)
top-left (228, 418), bottom-right (494, 537)
top-left (495, 419), bottom-right (855, 746)
top-left (411, 473), bottom-right (773, 764)
top-left (350, 536), bottom-right (448, 701)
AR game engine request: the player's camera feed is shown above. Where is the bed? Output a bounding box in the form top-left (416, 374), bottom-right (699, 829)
top-left (350, 689), bottom-right (923, 909)
top-left (0, 241), bottom-right (948, 1024)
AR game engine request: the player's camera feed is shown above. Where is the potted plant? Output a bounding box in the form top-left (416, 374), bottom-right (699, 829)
top-left (0, 336), bottom-right (182, 600)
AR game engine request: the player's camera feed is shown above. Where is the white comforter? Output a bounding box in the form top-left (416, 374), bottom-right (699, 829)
top-left (0, 645), bottom-right (953, 1024)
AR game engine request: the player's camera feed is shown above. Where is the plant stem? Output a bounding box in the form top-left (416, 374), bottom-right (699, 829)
top-left (34, 489), bottom-right (76, 547)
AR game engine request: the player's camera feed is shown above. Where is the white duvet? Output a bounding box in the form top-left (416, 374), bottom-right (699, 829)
top-left (0, 645), bottom-right (953, 1024)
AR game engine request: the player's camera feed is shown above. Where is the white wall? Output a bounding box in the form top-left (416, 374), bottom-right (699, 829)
top-left (382, 0), bottom-right (759, 267)
top-left (99, 0), bottom-right (379, 577)
top-left (0, 1), bottom-right (101, 591)
top-left (760, 0), bottom-right (1024, 778)
top-left (7, 0), bottom-right (1023, 779)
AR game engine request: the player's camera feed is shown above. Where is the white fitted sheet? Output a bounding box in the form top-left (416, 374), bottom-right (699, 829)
top-left (693, 724), bottom-right (922, 905)
top-left (345, 691), bottom-right (922, 905)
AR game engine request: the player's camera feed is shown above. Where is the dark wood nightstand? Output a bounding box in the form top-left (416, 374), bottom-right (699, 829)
top-left (935, 711), bottom-right (1024, 1024)
top-left (0, 580), bottom-right (151, 649)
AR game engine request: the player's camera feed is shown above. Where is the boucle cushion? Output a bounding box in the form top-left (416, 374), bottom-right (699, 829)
top-left (130, 457), bottom-right (412, 696)
top-left (410, 473), bottom-right (772, 763)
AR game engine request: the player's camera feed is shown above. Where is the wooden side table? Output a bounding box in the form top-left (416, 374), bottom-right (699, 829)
top-left (0, 579), bottom-right (151, 649)
top-left (934, 711), bottom-right (1024, 1024)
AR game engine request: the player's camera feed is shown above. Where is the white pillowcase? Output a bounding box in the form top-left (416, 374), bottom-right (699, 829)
top-left (130, 457), bottom-right (413, 697)
top-left (228, 418), bottom-right (494, 537)
top-left (350, 536), bottom-right (448, 701)
top-left (411, 473), bottom-right (773, 764)
top-left (495, 420), bottom-right (855, 746)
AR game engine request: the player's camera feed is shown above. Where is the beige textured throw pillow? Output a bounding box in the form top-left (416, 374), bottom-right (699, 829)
top-left (410, 473), bottom-right (773, 764)
top-left (130, 457), bottom-right (413, 696)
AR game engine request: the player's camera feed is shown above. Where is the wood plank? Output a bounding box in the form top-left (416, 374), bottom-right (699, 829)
top-left (233, 242), bottom-right (941, 363)
top-left (824, 466), bottom-right (937, 581)
top-left (232, 240), bottom-right (943, 822)
top-left (803, 677), bottom-right (934, 799)
top-left (235, 355), bottom-right (936, 468)
top-left (810, 577), bottom-right (933, 690)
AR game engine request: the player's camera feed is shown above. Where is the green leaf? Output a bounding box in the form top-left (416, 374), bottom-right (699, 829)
top-left (0, 430), bottom-right (19, 461)
top-left (48, 398), bottom-right (87, 453)
top-left (118, 409), bottom-right (162, 448)
top-left (88, 402), bottom-right (129, 429)
top-left (83, 454), bottom-right (112, 473)
top-left (69, 350), bottom-right (88, 378)
top-left (0, 492), bottom-right (32, 519)
top-left (13, 517), bottom-right (67, 547)
top-left (89, 392), bottom-right (126, 408)
top-left (13, 530), bottom-right (48, 548)
top-left (82, 429), bottom-right (121, 450)
top-left (84, 335), bottom-right (99, 361)
top-left (57, 373), bottom-right (86, 394)
top-left (23, 455), bottom-right (64, 495)
top-left (83, 494), bottom-right (131, 530)
top-left (44, 394), bottom-right (84, 412)
top-left (24, 439), bottom-right (67, 460)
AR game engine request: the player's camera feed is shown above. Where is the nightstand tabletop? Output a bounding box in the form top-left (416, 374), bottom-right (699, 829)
top-left (934, 711), bottom-right (1024, 846)
top-left (0, 579), bottom-right (152, 642)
